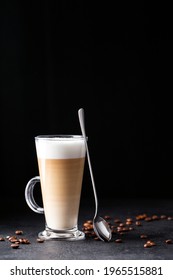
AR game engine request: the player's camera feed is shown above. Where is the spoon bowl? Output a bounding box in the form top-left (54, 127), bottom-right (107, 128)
top-left (78, 108), bottom-right (112, 242)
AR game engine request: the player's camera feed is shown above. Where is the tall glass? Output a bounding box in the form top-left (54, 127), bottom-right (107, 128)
top-left (25, 135), bottom-right (86, 241)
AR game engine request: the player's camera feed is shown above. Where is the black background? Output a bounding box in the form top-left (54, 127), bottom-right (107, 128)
top-left (1, 1), bottom-right (173, 213)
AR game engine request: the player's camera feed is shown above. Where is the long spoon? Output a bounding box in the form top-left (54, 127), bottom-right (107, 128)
top-left (78, 108), bottom-right (112, 241)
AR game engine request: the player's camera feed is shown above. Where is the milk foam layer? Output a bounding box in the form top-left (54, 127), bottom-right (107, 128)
top-left (35, 136), bottom-right (86, 159)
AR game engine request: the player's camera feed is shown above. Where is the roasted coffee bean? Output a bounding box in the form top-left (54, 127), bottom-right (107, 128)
top-left (119, 223), bottom-right (124, 227)
top-left (144, 243), bottom-right (152, 248)
top-left (126, 221), bottom-right (133, 225)
top-left (15, 230), bottom-right (23, 235)
top-left (94, 237), bottom-right (100, 241)
top-left (83, 222), bottom-right (90, 227)
top-left (167, 216), bottom-right (173, 220)
top-left (19, 238), bottom-right (30, 244)
top-left (140, 234), bottom-right (148, 239)
top-left (145, 217), bottom-right (152, 222)
top-left (8, 236), bottom-right (17, 241)
top-left (11, 243), bottom-right (19, 249)
top-left (160, 215), bottom-right (167, 219)
top-left (152, 215), bottom-right (159, 220)
top-left (165, 239), bottom-right (173, 244)
top-left (104, 215), bottom-right (111, 220)
top-left (126, 218), bottom-right (133, 222)
top-left (86, 220), bottom-right (93, 224)
top-left (136, 214), bottom-right (147, 220)
top-left (115, 238), bottom-right (122, 243)
top-left (135, 221), bottom-right (142, 226)
top-left (119, 232), bottom-right (125, 235)
top-left (128, 227), bottom-right (134, 231)
top-left (0, 237), bottom-right (5, 241)
top-left (37, 238), bottom-right (44, 243)
top-left (8, 236), bottom-right (18, 243)
top-left (114, 218), bottom-right (121, 224)
top-left (147, 240), bottom-right (156, 246)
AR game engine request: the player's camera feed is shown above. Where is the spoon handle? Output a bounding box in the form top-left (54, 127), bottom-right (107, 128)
top-left (78, 108), bottom-right (98, 218)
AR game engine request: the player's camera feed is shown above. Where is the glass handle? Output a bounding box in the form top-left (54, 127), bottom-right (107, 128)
top-left (25, 176), bottom-right (44, 214)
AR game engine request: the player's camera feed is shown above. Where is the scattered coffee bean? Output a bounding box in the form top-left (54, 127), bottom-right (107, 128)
top-left (135, 221), bottom-right (142, 226)
top-left (144, 240), bottom-right (156, 248)
top-left (94, 237), bottom-right (100, 241)
top-left (152, 215), bottom-right (159, 220)
top-left (0, 237), bottom-right (5, 241)
top-left (160, 215), bottom-right (167, 219)
top-left (15, 230), bottom-right (23, 235)
top-left (37, 238), bottom-right (44, 243)
top-left (86, 220), bottom-right (93, 224)
top-left (18, 238), bottom-right (30, 244)
top-left (136, 214), bottom-right (147, 220)
top-left (11, 243), bottom-right (19, 249)
top-left (147, 240), bottom-right (156, 246)
top-left (9, 238), bottom-right (18, 243)
top-left (140, 234), bottom-right (148, 239)
top-left (128, 227), bottom-right (134, 231)
top-left (126, 220), bottom-right (133, 225)
top-left (165, 239), bottom-right (173, 244)
top-left (115, 238), bottom-right (122, 243)
top-left (126, 218), bottom-right (133, 222)
top-left (104, 215), bottom-right (111, 220)
top-left (8, 236), bottom-right (17, 241)
top-left (119, 223), bottom-right (124, 227)
top-left (144, 243), bottom-right (152, 248)
top-left (167, 216), bottom-right (173, 220)
top-left (114, 218), bottom-right (121, 224)
top-left (145, 217), bottom-right (152, 222)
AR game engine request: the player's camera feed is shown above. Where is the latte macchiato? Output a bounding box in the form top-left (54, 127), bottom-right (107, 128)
top-left (36, 136), bottom-right (86, 230)
top-left (25, 135), bottom-right (86, 240)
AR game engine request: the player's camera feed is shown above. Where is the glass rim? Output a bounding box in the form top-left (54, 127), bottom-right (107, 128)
top-left (35, 135), bottom-right (86, 141)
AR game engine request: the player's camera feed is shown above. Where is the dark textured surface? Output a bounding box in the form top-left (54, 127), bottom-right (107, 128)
top-left (1, 198), bottom-right (173, 260)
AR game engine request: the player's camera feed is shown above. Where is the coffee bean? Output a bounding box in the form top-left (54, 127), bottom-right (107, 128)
top-left (0, 237), bottom-right (5, 241)
top-left (145, 217), bottom-right (152, 222)
top-left (104, 215), bottom-right (111, 220)
top-left (37, 238), bottom-right (44, 243)
top-left (152, 215), bottom-right (159, 220)
top-left (11, 243), bottom-right (19, 249)
top-left (165, 239), bottom-right (173, 244)
top-left (147, 240), bottom-right (156, 246)
top-left (136, 221), bottom-right (142, 226)
top-left (128, 227), bottom-right (134, 231)
top-left (126, 221), bottom-right (133, 225)
top-left (140, 234), bottom-right (148, 239)
top-left (86, 220), bottom-right (93, 224)
top-left (8, 236), bottom-right (18, 243)
top-left (19, 238), bottom-right (30, 244)
top-left (9, 238), bottom-right (18, 243)
top-left (136, 214), bottom-right (147, 220)
top-left (160, 215), bottom-right (167, 219)
top-left (115, 238), bottom-right (122, 243)
top-left (126, 218), bottom-right (133, 222)
top-left (119, 223), bottom-right (124, 227)
top-left (8, 236), bottom-right (17, 241)
top-left (94, 237), bottom-right (100, 241)
top-left (15, 230), bottom-right (23, 235)
top-left (144, 243), bottom-right (152, 248)
top-left (167, 216), bottom-right (173, 220)
top-left (114, 219), bottom-right (121, 224)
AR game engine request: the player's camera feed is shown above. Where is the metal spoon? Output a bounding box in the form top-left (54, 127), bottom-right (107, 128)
top-left (78, 108), bottom-right (112, 242)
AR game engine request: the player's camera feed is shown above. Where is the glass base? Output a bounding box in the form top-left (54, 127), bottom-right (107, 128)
top-left (38, 228), bottom-right (85, 241)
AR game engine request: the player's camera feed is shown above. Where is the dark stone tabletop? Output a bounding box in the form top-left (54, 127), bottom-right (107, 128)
top-left (1, 198), bottom-right (173, 260)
